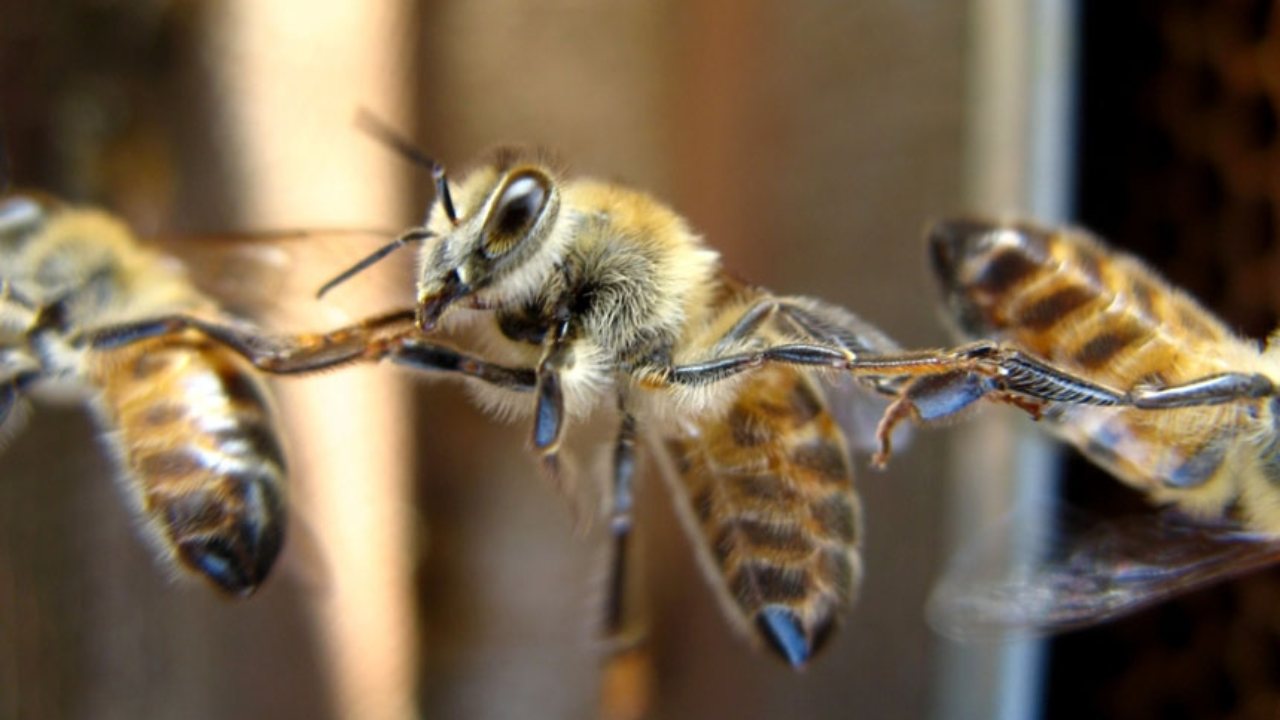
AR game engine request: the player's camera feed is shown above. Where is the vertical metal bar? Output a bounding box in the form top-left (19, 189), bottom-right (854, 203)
top-left (933, 1), bottom-right (1077, 718)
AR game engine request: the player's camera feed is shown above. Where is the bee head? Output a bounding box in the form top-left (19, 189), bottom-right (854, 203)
top-left (323, 115), bottom-right (567, 325)
top-left (416, 152), bottom-right (563, 330)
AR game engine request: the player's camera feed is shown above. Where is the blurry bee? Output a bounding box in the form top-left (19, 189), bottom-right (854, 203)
top-left (903, 219), bottom-right (1280, 637)
top-left (151, 116), bottom-right (1128, 667)
top-left (0, 190), bottom-right (287, 596)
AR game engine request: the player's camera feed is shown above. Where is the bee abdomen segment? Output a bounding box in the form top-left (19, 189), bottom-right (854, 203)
top-left (928, 218), bottom-right (1280, 533)
top-left (90, 336), bottom-right (287, 595)
top-left (755, 605), bottom-right (837, 669)
top-left (160, 469), bottom-right (285, 594)
top-left (667, 366), bottom-right (860, 667)
top-left (1014, 286), bottom-right (1097, 330)
top-left (1072, 323), bottom-right (1148, 371)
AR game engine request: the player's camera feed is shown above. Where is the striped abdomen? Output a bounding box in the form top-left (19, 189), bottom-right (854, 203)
top-left (665, 364), bottom-right (860, 667)
top-left (88, 332), bottom-right (286, 595)
top-left (929, 220), bottom-right (1244, 384)
top-left (928, 220), bottom-right (1269, 519)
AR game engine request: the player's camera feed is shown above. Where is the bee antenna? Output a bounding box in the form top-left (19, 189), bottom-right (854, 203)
top-left (354, 108), bottom-right (458, 224)
top-left (315, 229), bottom-right (434, 299)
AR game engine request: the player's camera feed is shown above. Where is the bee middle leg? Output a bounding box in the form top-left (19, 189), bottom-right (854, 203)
top-left (526, 308), bottom-right (581, 491)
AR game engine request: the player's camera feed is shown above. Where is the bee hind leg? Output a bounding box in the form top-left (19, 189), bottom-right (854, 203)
top-left (871, 370), bottom-right (1004, 467)
top-left (598, 404), bottom-right (652, 720)
top-left (1129, 373), bottom-right (1275, 409)
top-left (859, 342), bottom-right (1151, 465)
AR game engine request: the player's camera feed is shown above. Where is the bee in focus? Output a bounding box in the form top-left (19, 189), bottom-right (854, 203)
top-left (143, 117), bottom-right (1130, 667)
top-left (904, 219), bottom-right (1280, 637)
top-left (0, 188), bottom-right (287, 597)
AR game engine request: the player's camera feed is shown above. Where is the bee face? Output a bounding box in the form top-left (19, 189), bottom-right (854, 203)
top-left (417, 159), bottom-right (562, 329)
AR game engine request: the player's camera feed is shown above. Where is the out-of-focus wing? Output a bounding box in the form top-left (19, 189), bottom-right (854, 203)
top-left (928, 504), bottom-right (1280, 642)
top-left (650, 363), bottom-right (863, 668)
top-left (769, 295), bottom-right (912, 455)
top-left (153, 228), bottom-right (417, 328)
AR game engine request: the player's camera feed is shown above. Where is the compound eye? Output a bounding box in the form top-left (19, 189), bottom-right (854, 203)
top-left (483, 171), bottom-right (550, 257)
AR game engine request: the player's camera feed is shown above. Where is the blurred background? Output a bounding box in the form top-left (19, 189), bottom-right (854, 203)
top-left (0, 1), bottom-right (1275, 719)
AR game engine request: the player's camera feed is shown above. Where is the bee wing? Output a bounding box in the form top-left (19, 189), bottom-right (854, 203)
top-left (928, 503), bottom-right (1280, 642)
top-left (766, 295), bottom-right (912, 455)
top-left (150, 229), bottom-right (417, 327)
top-left (647, 363), bottom-right (863, 667)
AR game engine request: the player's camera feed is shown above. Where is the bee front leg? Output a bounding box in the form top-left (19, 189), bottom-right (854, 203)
top-left (77, 309), bottom-right (417, 372)
top-left (78, 310), bottom-right (540, 390)
top-left (532, 314), bottom-right (574, 488)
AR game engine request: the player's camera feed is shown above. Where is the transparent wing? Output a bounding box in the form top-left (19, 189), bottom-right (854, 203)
top-left (928, 503), bottom-right (1280, 642)
top-left (152, 228), bottom-right (417, 327)
top-left (766, 295), bottom-right (912, 455)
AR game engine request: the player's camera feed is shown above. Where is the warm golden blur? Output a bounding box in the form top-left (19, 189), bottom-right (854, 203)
top-left (202, 4), bottom-right (419, 720)
top-left (0, 2), bottom-right (995, 719)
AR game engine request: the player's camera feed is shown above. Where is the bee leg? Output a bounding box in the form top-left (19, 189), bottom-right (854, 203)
top-left (78, 311), bottom-right (541, 390)
top-left (665, 297), bottom-right (901, 386)
top-left (599, 404), bottom-right (652, 720)
top-left (666, 343), bottom-right (852, 385)
top-left (0, 366), bottom-right (38, 430)
top-left (667, 342), bottom-right (991, 386)
top-left (387, 340), bottom-right (536, 391)
top-left (706, 297), bottom-right (778, 353)
top-left (868, 346), bottom-right (1142, 465)
top-left (872, 370), bottom-right (998, 466)
top-left (1128, 372), bottom-right (1275, 409)
top-left (77, 308), bottom-right (415, 364)
top-left (532, 316), bottom-right (574, 489)
top-left (954, 343), bottom-right (1128, 406)
top-left (0, 350), bottom-right (40, 452)
top-left (708, 297), bottom-right (897, 360)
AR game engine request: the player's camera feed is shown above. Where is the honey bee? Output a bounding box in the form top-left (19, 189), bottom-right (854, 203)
top-left (898, 219), bottom-right (1280, 637)
top-left (0, 189), bottom-right (287, 596)
top-left (135, 117), bottom-right (1134, 666)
